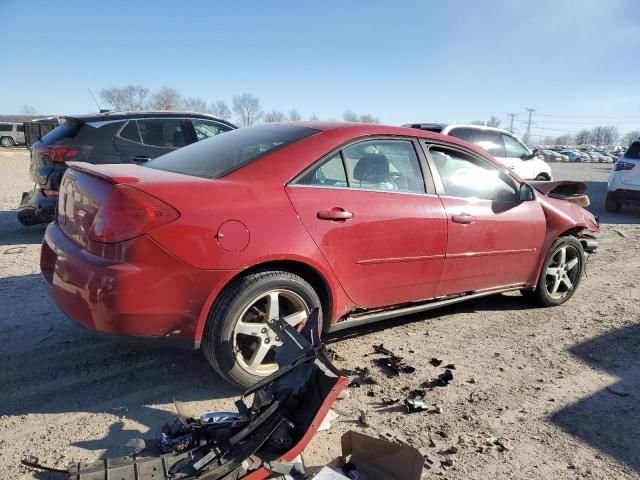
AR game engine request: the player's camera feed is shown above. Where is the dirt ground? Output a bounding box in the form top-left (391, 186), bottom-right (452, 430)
top-left (1, 148), bottom-right (639, 480)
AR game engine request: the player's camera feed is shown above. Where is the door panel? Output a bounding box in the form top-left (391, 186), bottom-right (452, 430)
top-left (286, 187), bottom-right (448, 308)
top-left (436, 197), bottom-right (546, 296)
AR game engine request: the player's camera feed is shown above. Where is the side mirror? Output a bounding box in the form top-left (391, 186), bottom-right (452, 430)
top-left (519, 183), bottom-right (536, 202)
top-left (520, 149), bottom-right (537, 161)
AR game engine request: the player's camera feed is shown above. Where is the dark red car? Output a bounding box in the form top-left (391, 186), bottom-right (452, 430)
top-left (41, 122), bottom-right (599, 388)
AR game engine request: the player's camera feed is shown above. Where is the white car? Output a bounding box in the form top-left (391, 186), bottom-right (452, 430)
top-left (606, 139), bottom-right (640, 212)
top-left (404, 123), bottom-right (552, 180)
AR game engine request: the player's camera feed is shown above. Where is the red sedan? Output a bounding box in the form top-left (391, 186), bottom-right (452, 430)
top-left (41, 122), bottom-right (599, 388)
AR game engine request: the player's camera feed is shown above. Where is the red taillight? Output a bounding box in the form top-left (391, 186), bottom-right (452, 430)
top-left (43, 146), bottom-right (79, 163)
top-left (89, 185), bottom-right (179, 243)
top-left (614, 161), bottom-right (635, 171)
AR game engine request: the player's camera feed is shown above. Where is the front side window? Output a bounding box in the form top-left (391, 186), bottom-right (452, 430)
top-left (137, 118), bottom-right (186, 148)
top-left (474, 130), bottom-right (506, 158)
top-left (448, 127), bottom-right (475, 144)
top-left (147, 124), bottom-right (319, 179)
top-left (191, 119), bottom-right (232, 142)
top-left (429, 147), bottom-right (517, 202)
top-left (503, 134), bottom-right (529, 158)
top-left (342, 140), bottom-right (425, 194)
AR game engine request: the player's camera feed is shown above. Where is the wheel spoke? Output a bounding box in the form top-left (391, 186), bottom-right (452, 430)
top-left (235, 321), bottom-right (262, 337)
top-left (247, 341), bottom-right (272, 368)
top-left (557, 247), bottom-right (567, 266)
top-left (561, 275), bottom-right (573, 290)
top-left (550, 277), bottom-right (561, 295)
top-left (566, 257), bottom-right (579, 272)
top-left (283, 310), bottom-right (307, 327)
top-left (546, 267), bottom-right (560, 277)
top-left (266, 291), bottom-right (280, 320)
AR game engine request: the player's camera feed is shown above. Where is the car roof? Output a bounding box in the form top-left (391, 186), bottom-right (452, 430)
top-left (61, 111), bottom-right (236, 126)
top-left (405, 122), bottom-right (517, 136)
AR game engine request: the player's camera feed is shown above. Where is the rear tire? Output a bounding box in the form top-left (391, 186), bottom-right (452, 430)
top-left (525, 236), bottom-right (585, 307)
top-left (605, 193), bottom-right (621, 213)
top-left (202, 270), bottom-right (322, 389)
top-left (1, 136), bottom-right (14, 148)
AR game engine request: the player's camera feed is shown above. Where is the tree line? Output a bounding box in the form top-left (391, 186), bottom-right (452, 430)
top-left (99, 85), bottom-right (380, 126)
top-left (543, 126), bottom-right (639, 147)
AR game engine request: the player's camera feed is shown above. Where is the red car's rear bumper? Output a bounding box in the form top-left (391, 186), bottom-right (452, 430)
top-left (41, 222), bottom-right (237, 346)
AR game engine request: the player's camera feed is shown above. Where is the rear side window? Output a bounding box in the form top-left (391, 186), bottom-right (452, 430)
top-left (625, 141), bottom-right (640, 159)
top-left (0, 124), bottom-right (12, 132)
top-left (448, 127), bottom-right (475, 144)
top-left (17, 125), bottom-right (24, 132)
top-left (192, 119), bottom-right (232, 141)
top-left (39, 123), bottom-right (81, 145)
top-left (474, 130), bottom-right (506, 158)
top-left (137, 119), bottom-right (187, 148)
top-left (146, 124), bottom-right (319, 179)
top-left (297, 153), bottom-right (348, 188)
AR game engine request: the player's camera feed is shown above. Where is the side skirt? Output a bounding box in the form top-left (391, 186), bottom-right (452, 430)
top-left (328, 285), bottom-right (525, 333)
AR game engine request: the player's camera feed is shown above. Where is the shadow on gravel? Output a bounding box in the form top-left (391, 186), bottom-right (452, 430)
top-left (0, 210), bottom-right (46, 245)
top-left (550, 323), bottom-right (640, 472)
top-left (0, 273), bottom-right (237, 460)
top-left (585, 181), bottom-right (640, 225)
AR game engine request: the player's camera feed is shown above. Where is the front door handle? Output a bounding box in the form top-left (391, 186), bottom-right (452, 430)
top-left (451, 213), bottom-right (476, 224)
top-left (317, 207), bottom-right (353, 221)
top-left (133, 156), bottom-right (151, 163)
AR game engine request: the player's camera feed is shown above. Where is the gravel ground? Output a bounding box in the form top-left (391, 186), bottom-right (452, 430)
top-left (1, 149), bottom-right (639, 479)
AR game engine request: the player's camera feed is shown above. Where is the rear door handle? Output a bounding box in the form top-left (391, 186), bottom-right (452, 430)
top-left (317, 207), bottom-right (353, 221)
top-left (451, 213), bottom-right (476, 224)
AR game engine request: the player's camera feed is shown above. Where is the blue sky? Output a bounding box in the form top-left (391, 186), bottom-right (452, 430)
top-left (1, 0), bottom-right (639, 140)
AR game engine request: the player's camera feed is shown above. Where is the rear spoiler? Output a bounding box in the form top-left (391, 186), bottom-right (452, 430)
top-left (528, 180), bottom-right (590, 208)
top-left (67, 161), bottom-right (141, 184)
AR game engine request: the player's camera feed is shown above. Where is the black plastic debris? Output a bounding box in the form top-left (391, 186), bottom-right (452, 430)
top-left (381, 397), bottom-right (400, 406)
top-left (429, 358), bottom-right (443, 367)
top-left (443, 363), bottom-right (456, 370)
top-left (345, 367), bottom-right (378, 387)
top-left (423, 369), bottom-right (454, 388)
top-left (372, 344), bottom-right (415, 376)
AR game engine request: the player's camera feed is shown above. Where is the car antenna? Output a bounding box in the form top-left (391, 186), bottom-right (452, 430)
top-left (87, 88), bottom-right (107, 113)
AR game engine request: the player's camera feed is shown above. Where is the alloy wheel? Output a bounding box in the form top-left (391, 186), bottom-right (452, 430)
top-left (233, 289), bottom-right (309, 376)
top-left (544, 245), bottom-right (581, 300)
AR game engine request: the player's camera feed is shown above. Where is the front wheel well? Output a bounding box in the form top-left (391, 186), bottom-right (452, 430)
top-left (535, 172), bottom-right (551, 180)
top-left (222, 260), bottom-right (333, 329)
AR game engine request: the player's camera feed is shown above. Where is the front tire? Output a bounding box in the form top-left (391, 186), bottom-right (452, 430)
top-left (1, 136), bottom-right (15, 148)
top-left (526, 236), bottom-right (585, 307)
top-left (535, 174), bottom-right (550, 181)
top-left (605, 192), bottom-right (621, 213)
top-left (202, 270), bottom-right (321, 389)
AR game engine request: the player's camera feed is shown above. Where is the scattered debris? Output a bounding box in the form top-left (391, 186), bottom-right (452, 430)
top-left (345, 367), bottom-right (378, 387)
top-left (468, 377), bottom-right (478, 384)
top-left (381, 397), bottom-right (401, 406)
top-left (318, 409), bottom-right (340, 432)
top-left (373, 344), bottom-right (416, 375)
top-left (358, 410), bottom-right (369, 427)
top-left (443, 363), bottom-right (456, 369)
top-left (429, 358), bottom-right (443, 367)
top-left (405, 397), bottom-right (429, 413)
top-left (326, 348), bottom-right (342, 361)
top-left (424, 369), bottom-right (455, 388)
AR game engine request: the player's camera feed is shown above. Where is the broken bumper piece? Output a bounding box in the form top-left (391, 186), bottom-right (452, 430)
top-left (22, 309), bottom-right (348, 480)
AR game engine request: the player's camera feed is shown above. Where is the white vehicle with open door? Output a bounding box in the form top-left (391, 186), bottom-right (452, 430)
top-left (404, 123), bottom-right (552, 181)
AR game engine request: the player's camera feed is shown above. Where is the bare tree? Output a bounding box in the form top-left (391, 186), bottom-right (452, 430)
top-left (287, 109), bottom-right (302, 121)
top-left (621, 130), bottom-right (640, 146)
top-left (100, 85), bottom-right (149, 111)
top-left (343, 110), bottom-right (359, 122)
top-left (554, 134), bottom-right (574, 145)
top-left (574, 129), bottom-right (591, 145)
top-left (309, 113), bottom-right (319, 121)
top-left (487, 116), bottom-right (501, 128)
top-left (601, 126), bottom-right (619, 146)
top-left (471, 120), bottom-right (486, 126)
top-left (149, 87), bottom-right (182, 110)
top-left (182, 97), bottom-right (208, 113)
top-left (358, 114), bottom-right (379, 124)
top-left (209, 100), bottom-right (231, 120)
top-left (20, 105), bottom-right (37, 115)
top-left (232, 93), bottom-right (263, 126)
top-left (264, 110), bottom-right (286, 123)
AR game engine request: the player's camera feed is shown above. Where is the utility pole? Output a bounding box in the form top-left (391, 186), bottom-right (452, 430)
top-left (506, 113), bottom-right (517, 133)
top-left (525, 108), bottom-right (536, 141)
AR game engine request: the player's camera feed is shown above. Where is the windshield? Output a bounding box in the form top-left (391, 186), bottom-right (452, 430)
top-left (146, 124), bottom-right (319, 179)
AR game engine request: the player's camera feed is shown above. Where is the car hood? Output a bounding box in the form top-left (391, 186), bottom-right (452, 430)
top-left (529, 180), bottom-right (591, 208)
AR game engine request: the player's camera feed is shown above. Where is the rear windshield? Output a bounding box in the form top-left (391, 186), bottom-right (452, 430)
top-left (39, 122), bottom-right (80, 145)
top-left (146, 124), bottom-right (319, 179)
top-left (625, 141), bottom-right (640, 160)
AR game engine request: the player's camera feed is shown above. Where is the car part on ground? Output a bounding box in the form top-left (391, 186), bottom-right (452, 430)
top-left (40, 122), bottom-right (599, 388)
top-left (17, 111), bottom-right (236, 226)
top-left (21, 310), bottom-right (348, 480)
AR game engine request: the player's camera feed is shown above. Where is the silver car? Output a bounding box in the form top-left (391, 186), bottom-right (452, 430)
top-left (0, 123), bottom-right (26, 147)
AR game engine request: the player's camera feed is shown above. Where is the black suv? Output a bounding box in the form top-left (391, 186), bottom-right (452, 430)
top-left (18, 111), bottom-right (236, 225)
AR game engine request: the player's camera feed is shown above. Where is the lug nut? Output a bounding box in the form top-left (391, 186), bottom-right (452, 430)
top-left (264, 338), bottom-right (270, 344)
top-left (261, 327), bottom-right (267, 334)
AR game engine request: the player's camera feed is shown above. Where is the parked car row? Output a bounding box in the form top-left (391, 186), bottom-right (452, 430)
top-left (607, 137), bottom-right (640, 213)
top-left (38, 120), bottom-right (599, 388)
top-left (533, 144), bottom-right (620, 163)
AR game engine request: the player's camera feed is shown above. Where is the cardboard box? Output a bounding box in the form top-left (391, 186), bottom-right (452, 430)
top-left (313, 431), bottom-right (424, 480)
